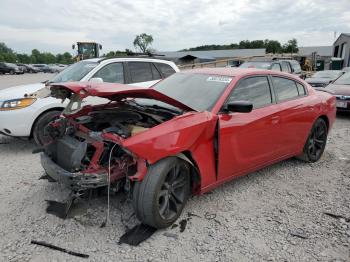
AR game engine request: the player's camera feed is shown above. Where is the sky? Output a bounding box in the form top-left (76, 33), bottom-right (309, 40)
top-left (1, 0), bottom-right (350, 54)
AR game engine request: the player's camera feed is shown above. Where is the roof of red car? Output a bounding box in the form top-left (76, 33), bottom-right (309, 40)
top-left (181, 68), bottom-right (267, 77)
top-left (181, 67), bottom-right (303, 82)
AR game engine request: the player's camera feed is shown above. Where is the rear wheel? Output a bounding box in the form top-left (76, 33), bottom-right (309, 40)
top-left (297, 118), bottom-right (328, 162)
top-left (132, 157), bottom-right (191, 229)
top-left (9, 70), bottom-right (14, 75)
top-left (32, 110), bottom-right (62, 146)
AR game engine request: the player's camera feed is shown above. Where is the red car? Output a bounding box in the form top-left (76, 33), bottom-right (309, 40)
top-left (39, 68), bottom-right (336, 228)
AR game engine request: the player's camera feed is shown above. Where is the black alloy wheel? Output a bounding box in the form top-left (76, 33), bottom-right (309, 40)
top-left (298, 118), bottom-right (328, 162)
top-left (133, 157), bottom-right (191, 229)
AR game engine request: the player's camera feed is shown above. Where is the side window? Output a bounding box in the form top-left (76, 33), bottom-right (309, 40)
top-left (271, 63), bottom-right (281, 71)
top-left (272, 77), bottom-right (299, 101)
top-left (281, 62), bottom-right (291, 73)
top-left (151, 63), bottom-right (161, 79)
top-left (296, 82), bottom-right (306, 96)
top-left (227, 76), bottom-right (272, 109)
top-left (92, 63), bottom-right (124, 83)
top-left (292, 62), bottom-right (301, 73)
top-left (155, 63), bottom-right (176, 78)
top-left (128, 62), bottom-right (153, 83)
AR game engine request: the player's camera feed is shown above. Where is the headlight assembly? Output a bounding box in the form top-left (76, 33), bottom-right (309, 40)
top-left (0, 98), bottom-right (37, 110)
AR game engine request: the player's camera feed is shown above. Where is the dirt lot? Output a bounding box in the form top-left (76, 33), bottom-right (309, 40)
top-left (0, 76), bottom-right (349, 262)
top-left (0, 73), bottom-right (56, 90)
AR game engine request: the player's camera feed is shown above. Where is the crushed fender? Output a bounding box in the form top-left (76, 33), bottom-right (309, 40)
top-left (118, 224), bottom-right (157, 246)
top-left (31, 240), bottom-right (89, 258)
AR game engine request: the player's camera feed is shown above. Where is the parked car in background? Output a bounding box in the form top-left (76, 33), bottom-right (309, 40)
top-left (48, 64), bottom-right (67, 73)
top-left (239, 59), bottom-right (302, 77)
top-left (16, 63), bottom-right (28, 73)
top-left (0, 62), bottom-right (23, 74)
top-left (17, 64), bottom-right (40, 73)
top-left (38, 68), bottom-right (335, 229)
top-left (326, 72), bottom-right (350, 112)
top-left (0, 57), bottom-right (179, 145)
top-left (305, 70), bottom-right (343, 87)
top-left (26, 64), bottom-right (40, 73)
top-left (32, 64), bottom-right (55, 73)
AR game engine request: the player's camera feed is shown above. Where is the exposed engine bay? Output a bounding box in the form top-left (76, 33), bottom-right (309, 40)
top-left (41, 97), bottom-right (182, 192)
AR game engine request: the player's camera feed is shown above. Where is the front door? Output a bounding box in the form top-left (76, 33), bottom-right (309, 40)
top-left (218, 76), bottom-right (283, 180)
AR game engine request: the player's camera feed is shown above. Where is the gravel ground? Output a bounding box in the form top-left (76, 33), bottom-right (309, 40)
top-left (0, 73), bottom-right (56, 90)
top-left (0, 75), bottom-right (349, 261)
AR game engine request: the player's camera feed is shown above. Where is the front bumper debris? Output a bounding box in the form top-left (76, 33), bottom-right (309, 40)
top-left (41, 153), bottom-right (108, 190)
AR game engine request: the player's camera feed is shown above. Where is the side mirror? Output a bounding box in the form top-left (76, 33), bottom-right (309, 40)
top-left (224, 101), bottom-right (253, 113)
top-left (89, 77), bottom-right (104, 83)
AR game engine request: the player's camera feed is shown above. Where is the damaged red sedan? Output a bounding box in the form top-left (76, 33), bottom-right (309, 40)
top-left (38, 68), bottom-right (336, 228)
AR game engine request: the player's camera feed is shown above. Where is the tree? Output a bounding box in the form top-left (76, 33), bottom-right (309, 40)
top-left (133, 33), bottom-right (153, 53)
top-left (0, 42), bottom-right (13, 54)
top-left (264, 39), bottom-right (282, 54)
top-left (283, 38), bottom-right (298, 54)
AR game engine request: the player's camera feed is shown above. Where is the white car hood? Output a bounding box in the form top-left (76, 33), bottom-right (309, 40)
top-left (0, 83), bottom-right (45, 101)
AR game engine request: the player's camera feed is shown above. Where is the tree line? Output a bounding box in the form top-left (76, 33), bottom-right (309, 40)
top-left (0, 42), bottom-right (74, 64)
top-left (181, 39), bottom-right (299, 54)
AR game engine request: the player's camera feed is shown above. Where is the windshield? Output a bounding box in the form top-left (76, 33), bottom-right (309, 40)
top-left (152, 73), bottom-right (233, 111)
top-left (333, 72), bottom-right (350, 85)
top-left (239, 61), bottom-right (272, 69)
top-left (50, 61), bottom-right (98, 83)
top-left (312, 71), bottom-right (341, 79)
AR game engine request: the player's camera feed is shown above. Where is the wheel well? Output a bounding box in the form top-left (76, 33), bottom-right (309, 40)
top-left (318, 115), bottom-right (329, 132)
top-left (29, 107), bottom-right (64, 138)
top-left (176, 151), bottom-right (201, 194)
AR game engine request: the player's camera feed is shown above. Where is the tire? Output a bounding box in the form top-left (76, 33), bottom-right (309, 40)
top-left (132, 157), bottom-right (191, 229)
top-left (9, 70), bottom-right (14, 75)
top-left (297, 118), bottom-right (328, 162)
top-left (32, 110), bottom-right (62, 146)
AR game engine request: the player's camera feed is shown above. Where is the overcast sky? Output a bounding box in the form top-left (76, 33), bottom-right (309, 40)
top-left (1, 0), bottom-right (349, 54)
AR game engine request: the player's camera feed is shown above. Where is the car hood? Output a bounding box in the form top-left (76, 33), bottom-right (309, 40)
top-left (49, 82), bottom-right (196, 112)
top-left (0, 82), bottom-right (45, 101)
top-left (326, 84), bottom-right (350, 96)
top-left (305, 78), bottom-right (332, 84)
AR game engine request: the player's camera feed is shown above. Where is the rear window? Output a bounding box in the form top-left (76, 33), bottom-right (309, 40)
top-left (272, 76), bottom-right (299, 101)
top-left (128, 62), bottom-right (153, 83)
top-left (154, 63), bottom-right (176, 77)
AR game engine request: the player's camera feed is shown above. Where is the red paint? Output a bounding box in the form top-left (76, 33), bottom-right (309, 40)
top-left (56, 69), bottom-right (336, 194)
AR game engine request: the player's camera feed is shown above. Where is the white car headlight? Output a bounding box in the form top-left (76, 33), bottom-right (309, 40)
top-left (0, 98), bottom-right (36, 111)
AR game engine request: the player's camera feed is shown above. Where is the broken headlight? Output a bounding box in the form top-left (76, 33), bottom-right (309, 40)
top-left (0, 98), bottom-right (36, 110)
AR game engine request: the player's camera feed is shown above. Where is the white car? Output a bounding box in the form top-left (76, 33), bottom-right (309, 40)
top-left (0, 57), bottom-right (179, 145)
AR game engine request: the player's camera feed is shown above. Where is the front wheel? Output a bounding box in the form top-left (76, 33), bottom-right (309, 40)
top-left (297, 118), bottom-right (328, 162)
top-left (132, 157), bottom-right (191, 229)
top-left (32, 110), bottom-right (62, 146)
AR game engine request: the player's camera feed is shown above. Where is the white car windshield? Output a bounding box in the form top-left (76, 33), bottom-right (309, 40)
top-left (333, 72), bottom-right (350, 85)
top-left (49, 61), bottom-right (98, 83)
top-left (312, 71), bottom-right (341, 79)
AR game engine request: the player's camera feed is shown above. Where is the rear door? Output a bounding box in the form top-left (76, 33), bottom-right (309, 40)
top-left (218, 76), bottom-right (283, 180)
top-left (271, 76), bottom-right (315, 154)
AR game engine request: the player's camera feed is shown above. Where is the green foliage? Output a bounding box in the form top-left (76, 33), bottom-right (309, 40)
top-left (0, 42), bottom-right (73, 64)
top-left (182, 39), bottom-right (298, 54)
top-left (102, 49), bottom-right (135, 58)
top-left (133, 33), bottom-right (153, 53)
top-left (282, 38), bottom-right (298, 54)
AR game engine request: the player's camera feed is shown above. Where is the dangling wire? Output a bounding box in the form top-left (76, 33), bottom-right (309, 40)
top-left (101, 143), bottom-right (118, 227)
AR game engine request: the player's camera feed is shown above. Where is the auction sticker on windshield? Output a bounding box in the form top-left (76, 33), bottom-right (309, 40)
top-left (206, 76), bottom-right (232, 83)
